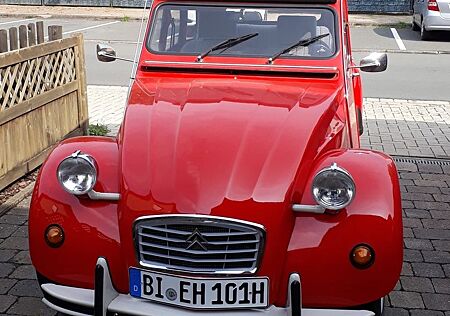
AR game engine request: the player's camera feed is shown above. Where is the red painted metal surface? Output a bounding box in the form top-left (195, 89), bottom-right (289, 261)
top-left (29, 0), bottom-right (402, 310)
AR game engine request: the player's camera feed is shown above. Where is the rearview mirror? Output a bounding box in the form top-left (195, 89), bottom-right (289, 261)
top-left (96, 44), bottom-right (117, 63)
top-left (359, 52), bottom-right (388, 73)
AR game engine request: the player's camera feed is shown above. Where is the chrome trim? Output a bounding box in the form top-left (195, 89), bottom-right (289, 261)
top-left (58, 151), bottom-right (120, 201)
top-left (287, 273), bottom-right (301, 316)
top-left (87, 190), bottom-right (120, 201)
top-left (349, 61), bottom-right (379, 70)
top-left (328, 162), bottom-right (352, 177)
top-left (139, 249), bottom-right (257, 262)
top-left (133, 215), bottom-right (266, 275)
top-left (98, 50), bottom-right (134, 63)
top-left (41, 262), bottom-right (376, 316)
top-left (311, 162), bottom-right (356, 211)
top-left (139, 224), bottom-right (259, 237)
top-left (143, 60), bottom-right (338, 72)
top-left (57, 151), bottom-right (97, 196)
top-left (291, 204), bottom-right (326, 214)
top-left (96, 257), bottom-right (119, 315)
top-left (139, 239), bottom-right (258, 254)
top-left (138, 232), bottom-right (257, 245)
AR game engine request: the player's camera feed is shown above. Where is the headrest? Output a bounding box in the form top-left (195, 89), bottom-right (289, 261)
top-left (198, 10), bottom-right (237, 39)
top-left (243, 11), bottom-right (263, 21)
top-left (277, 15), bottom-right (317, 45)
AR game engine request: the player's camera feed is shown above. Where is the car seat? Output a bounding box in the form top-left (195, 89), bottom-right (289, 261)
top-left (181, 10), bottom-right (237, 53)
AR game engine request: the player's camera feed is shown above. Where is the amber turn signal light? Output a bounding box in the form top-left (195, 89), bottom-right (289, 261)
top-left (350, 244), bottom-right (374, 269)
top-left (45, 225), bottom-right (65, 248)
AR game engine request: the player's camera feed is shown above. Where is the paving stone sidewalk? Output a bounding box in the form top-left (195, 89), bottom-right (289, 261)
top-left (88, 85), bottom-right (128, 136)
top-left (1, 161), bottom-right (450, 315)
top-left (362, 99), bottom-right (450, 159)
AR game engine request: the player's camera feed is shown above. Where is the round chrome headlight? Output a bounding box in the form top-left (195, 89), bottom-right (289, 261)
top-left (57, 151), bottom-right (97, 195)
top-left (312, 163), bottom-right (355, 211)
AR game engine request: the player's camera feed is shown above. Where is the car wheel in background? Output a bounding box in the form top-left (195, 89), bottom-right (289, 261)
top-left (420, 19), bottom-right (432, 40)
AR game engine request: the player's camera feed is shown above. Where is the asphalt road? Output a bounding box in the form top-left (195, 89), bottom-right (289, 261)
top-left (2, 16), bottom-right (450, 100)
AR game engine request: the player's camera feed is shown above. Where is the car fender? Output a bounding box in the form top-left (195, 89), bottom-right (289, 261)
top-left (277, 149), bottom-right (402, 307)
top-left (28, 136), bottom-right (127, 291)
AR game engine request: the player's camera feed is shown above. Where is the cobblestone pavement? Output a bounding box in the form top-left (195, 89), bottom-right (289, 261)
top-left (87, 85), bottom-right (128, 136)
top-left (1, 161), bottom-right (450, 315)
top-left (361, 99), bottom-right (450, 159)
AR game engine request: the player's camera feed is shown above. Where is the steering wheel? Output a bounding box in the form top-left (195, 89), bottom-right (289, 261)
top-left (311, 42), bottom-right (332, 57)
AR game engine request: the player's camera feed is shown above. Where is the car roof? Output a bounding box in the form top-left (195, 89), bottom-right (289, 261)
top-left (165, 0), bottom-right (337, 3)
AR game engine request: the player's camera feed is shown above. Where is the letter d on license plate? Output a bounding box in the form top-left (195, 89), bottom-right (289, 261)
top-left (129, 268), bottom-right (269, 309)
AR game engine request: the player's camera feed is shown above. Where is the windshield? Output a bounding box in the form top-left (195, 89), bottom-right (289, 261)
top-left (147, 4), bottom-right (337, 59)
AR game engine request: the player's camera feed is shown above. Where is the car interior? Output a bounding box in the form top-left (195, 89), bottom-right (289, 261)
top-left (149, 6), bottom-right (336, 58)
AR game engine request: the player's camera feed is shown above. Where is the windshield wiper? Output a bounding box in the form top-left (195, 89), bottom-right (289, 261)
top-left (267, 33), bottom-right (330, 64)
top-left (196, 33), bottom-right (259, 62)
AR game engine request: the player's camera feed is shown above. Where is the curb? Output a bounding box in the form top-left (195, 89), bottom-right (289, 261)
top-left (0, 13), bottom-right (143, 21)
top-left (353, 48), bottom-right (450, 55)
top-left (0, 184), bottom-right (34, 217)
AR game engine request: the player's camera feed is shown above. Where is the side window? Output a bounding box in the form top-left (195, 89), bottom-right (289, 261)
top-left (345, 24), bottom-right (351, 52)
top-left (165, 10), bottom-right (181, 50)
top-left (186, 10), bottom-right (197, 40)
top-left (344, 23), bottom-right (352, 64)
top-left (150, 8), bottom-right (190, 52)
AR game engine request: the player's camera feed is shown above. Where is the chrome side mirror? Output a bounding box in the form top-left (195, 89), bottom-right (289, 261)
top-left (359, 52), bottom-right (388, 73)
top-left (96, 44), bottom-right (117, 63)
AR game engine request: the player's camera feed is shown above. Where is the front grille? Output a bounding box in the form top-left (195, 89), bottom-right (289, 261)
top-left (134, 216), bottom-right (265, 274)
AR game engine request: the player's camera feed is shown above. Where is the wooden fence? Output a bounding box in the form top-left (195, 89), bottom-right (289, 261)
top-left (0, 23), bottom-right (88, 191)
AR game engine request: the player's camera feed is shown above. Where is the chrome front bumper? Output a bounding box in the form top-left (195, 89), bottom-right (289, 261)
top-left (40, 258), bottom-right (375, 316)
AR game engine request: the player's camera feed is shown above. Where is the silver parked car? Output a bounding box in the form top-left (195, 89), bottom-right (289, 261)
top-left (412, 0), bottom-right (450, 40)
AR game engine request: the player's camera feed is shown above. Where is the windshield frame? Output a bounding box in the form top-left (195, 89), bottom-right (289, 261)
top-left (145, 2), bottom-right (340, 61)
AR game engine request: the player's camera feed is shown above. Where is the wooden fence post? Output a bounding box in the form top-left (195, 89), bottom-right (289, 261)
top-left (9, 27), bottom-right (18, 51)
top-left (48, 25), bottom-right (63, 41)
top-left (74, 34), bottom-right (89, 134)
top-left (19, 25), bottom-right (28, 48)
top-left (0, 30), bottom-right (7, 53)
top-left (36, 21), bottom-right (44, 44)
top-left (28, 23), bottom-right (36, 47)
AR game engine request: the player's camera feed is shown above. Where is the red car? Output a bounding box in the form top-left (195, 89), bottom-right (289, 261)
top-left (29, 0), bottom-right (402, 315)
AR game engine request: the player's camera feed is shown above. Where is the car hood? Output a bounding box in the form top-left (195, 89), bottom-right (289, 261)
top-left (119, 74), bottom-right (346, 213)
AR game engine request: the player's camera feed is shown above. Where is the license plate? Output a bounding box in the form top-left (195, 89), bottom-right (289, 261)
top-left (129, 268), bottom-right (269, 309)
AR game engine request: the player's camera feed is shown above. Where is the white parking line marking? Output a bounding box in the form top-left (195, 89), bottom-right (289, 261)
top-left (390, 28), bottom-right (406, 51)
top-left (62, 21), bottom-right (121, 35)
top-left (0, 18), bottom-right (35, 26)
